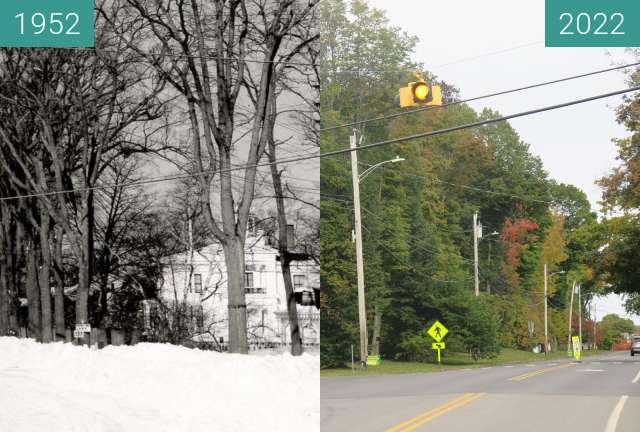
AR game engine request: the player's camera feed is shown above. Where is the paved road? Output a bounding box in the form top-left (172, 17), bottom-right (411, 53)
top-left (321, 351), bottom-right (640, 432)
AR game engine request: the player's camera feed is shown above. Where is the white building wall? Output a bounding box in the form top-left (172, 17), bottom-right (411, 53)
top-left (159, 234), bottom-right (319, 346)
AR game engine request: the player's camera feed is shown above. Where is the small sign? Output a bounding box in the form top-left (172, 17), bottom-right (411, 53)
top-left (432, 342), bottom-right (445, 350)
top-left (572, 335), bottom-right (582, 361)
top-left (75, 323), bottom-right (91, 333)
top-left (366, 355), bottom-right (381, 366)
top-left (73, 329), bottom-right (84, 339)
top-left (427, 320), bottom-right (448, 342)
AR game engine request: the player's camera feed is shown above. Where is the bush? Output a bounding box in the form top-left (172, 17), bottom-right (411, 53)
top-left (395, 332), bottom-right (435, 362)
top-left (440, 293), bottom-right (501, 360)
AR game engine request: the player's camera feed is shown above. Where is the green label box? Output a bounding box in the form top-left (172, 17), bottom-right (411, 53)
top-left (0, 1), bottom-right (93, 47)
top-left (545, 0), bottom-right (640, 47)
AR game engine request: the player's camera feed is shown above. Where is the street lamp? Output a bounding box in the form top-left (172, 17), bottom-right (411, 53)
top-left (350, 129), bottom-right (404, 368)
top-left (544, 265), bottom-right (565, 355)
top-left (358, 156), bottom-right (405, 183)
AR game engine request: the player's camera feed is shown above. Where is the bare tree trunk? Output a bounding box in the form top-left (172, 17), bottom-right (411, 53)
top-left (53, 225), bottom-right (65, 340)
top-left (75, 193), bottom-right (94, 345)
top-left (9, 215), bottom-right (22, 332)
top-left (370, 306), bottom-right (382, 356)
top-left (0, 242), bottom-right (8, 335)
top-left (0, 203), bottom-right (9, 335)
top-left (26, 239), bottom-right (41, 341)
top-left (280, 258), bottom-right (302, 355)
top-left (266, 93), bottom-right (302, 356)
top-left (223, 238), bottom-right (248, 354)
top-left (38, 206), bottom-right (53, 342)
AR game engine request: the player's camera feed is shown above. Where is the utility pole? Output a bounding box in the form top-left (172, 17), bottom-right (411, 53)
top-left (350, 129), bottom-right (368, 368)
top-left (567, 280), bottom-right (575, 356)
top-left (487, 242), bottom-right (492, 294)
top-left (544, 263), bottom-right (548, 355)
top-left (473, 212), bottom-right (479, 297)
top-left (593, 303), bottom-right (597, 350)
top-left (578, 284), bottom-right (582, 351)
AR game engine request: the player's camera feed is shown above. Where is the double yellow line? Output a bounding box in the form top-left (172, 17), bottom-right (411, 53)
top-left (385, 393), bottom-right (485, 432)
top-left (509, 362), bottom-right (573, 381)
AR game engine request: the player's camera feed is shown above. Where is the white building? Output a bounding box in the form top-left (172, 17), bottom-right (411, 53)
top-left (158, 228), bottom-right (319, 348)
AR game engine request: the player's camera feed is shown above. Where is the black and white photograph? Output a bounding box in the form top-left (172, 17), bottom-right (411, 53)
top-left (0, 1), bottom-right (319, 430)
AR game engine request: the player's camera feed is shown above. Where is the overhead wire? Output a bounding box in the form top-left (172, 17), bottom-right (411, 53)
top-left (318, 85), bottom-right (640, 158)
top-left (2, 85), bottom-right (640, 201)
top-left (361, 224), bottom-right (473, 284)
top-left (356, 161), bottom-right (554, 204)
top-left (320, 61), bottom-right (640, 132)
top-left (326, 40), bottom-right (542, 75)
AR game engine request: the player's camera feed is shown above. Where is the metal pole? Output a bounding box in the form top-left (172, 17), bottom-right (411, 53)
top-left (473, 212), bottom-right (479, 296)
top-left (567, 280), bottom-right (575, 355)
top-left (350, 130), bottom-right (368, 368)
top-left (544, 263), bottom-right (548, 355)
top-left (594, 304), bottom-right (597, 350)
top-left (578, 284), bottom-right (582, 351)
top-left (351, 344), bottom-right (355, 374)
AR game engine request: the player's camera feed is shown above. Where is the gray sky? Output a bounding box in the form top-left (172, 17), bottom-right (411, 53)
top-left (367, 0), bottom-right (639, 324)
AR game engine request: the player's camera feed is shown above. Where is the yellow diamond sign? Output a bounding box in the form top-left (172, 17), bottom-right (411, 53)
top-left (427, 320), bottom-right (448, 342)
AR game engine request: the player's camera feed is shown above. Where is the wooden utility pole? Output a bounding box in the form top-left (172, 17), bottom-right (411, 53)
top-left (473, 212), bottom-right (479, 297)
top-left (544, 263), bottom-right (548, 355)
top-left (350, 130), bottom-right (368, 368)
top-left (567, 280), bottom-right (575, 355)
top-left (578, 284), bottom-right (582, 350)
top-left (593, 304), bottom-right (597, 350)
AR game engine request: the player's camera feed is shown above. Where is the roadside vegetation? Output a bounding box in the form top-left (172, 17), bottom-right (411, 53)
top-left (321, 348), bottom-right (606, 377)
top-left (320, 0), bottom-right (640, 369)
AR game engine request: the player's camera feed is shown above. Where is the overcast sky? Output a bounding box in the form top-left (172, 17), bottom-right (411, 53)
top-left (366, 0), bottom-right (639, 324)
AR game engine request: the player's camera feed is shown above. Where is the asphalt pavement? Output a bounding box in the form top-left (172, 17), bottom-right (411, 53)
top-left (321, 351), bottom-right (640, 432)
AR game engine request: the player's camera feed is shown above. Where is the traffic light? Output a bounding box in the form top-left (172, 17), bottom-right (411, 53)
top-left (397, 81), bottom-right (442, 108)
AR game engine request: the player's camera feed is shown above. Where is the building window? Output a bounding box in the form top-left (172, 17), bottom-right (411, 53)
top-left (245, 272), bottom-right (254, 288)
top-left (193, 274), bottom-right (203, 294)
top-left (245, 272), bottom-right (265, 294)
top-left (293, 275), bottom-right (306, 291)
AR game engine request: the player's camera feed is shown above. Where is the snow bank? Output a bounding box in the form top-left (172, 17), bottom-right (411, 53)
top-left (0, 337), bottom-right (319, 432)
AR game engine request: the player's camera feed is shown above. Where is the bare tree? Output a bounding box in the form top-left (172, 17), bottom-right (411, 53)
top-left (116, 0), bottom-right (319, 353)
top-left (0, 2), bottom-right (170, 343)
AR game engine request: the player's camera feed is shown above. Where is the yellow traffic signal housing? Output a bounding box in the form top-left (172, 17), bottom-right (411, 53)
top-left (398, 82), bottom-right (442, 108)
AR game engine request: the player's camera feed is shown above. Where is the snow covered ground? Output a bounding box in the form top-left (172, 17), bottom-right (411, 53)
top-left (0, 337), bottom-right (319, 432)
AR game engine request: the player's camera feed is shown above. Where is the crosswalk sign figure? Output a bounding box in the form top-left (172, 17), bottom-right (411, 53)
top-left (427, 320), bottom-right (448, 342)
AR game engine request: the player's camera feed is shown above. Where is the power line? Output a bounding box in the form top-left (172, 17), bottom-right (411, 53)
top-left (356, 161), bottom-right (554, 204)
top-left (361, 224), bottom-right (472, 284)
top-left (59, 47), bottom-right (318, 68)
top-left (320, 61), bottom-right (640, 132)
top-left (319, 85), bottom-right (640, 158)
top-left (430, 41), bottom-right (542, 69)
top-left (327, 40), bottom-right (541, 75)
top-left (3, 85), bottom-right (639, 202)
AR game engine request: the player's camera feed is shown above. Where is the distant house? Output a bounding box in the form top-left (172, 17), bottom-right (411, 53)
top-left (157, 222), bottom-right (319, 348)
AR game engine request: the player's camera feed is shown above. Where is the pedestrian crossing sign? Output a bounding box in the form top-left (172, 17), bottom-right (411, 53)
top-left (572, 335), bottom-right (581, 361)
top-left (427, 320), bottom-right (448, 342)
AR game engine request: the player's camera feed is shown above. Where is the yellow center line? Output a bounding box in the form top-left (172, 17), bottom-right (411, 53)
top-left (385, 392), bottom-right (486, 432)
top-left (509, 362), bottom-right (574, 381)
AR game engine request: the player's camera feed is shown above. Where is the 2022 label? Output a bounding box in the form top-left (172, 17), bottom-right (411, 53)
top-left (545, 0), bottom-right (640, 47)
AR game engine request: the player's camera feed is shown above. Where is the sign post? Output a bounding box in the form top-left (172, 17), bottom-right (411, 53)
top-left (427, 320), bottom-right (449, 365)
